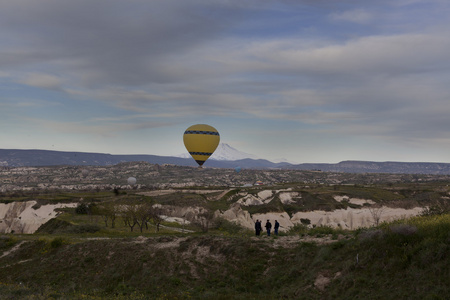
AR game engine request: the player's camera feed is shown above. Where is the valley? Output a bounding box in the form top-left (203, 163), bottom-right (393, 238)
top-left (0, 163), bottom-right (449, 299)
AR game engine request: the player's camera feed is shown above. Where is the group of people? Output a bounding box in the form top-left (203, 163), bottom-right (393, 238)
top-left (254, 219), bottom-right (279, 236)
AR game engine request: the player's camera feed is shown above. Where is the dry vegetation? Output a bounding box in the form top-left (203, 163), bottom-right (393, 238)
top-left (1, 165), bottom-right (450, 299)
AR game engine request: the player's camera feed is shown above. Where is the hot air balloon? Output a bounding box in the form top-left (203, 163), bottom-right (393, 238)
top-left (81, 169), bottom-right (89, 177)
top-left (183, 124), bottom-right (220, 167)
top-left (127, 177), bottom-right (137, 186)
top-left (235, 166), bottom-right (242, 173)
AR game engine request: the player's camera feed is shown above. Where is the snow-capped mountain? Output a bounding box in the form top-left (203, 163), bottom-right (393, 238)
top-left (210, 143), bottom-right (259, 161)
top-left (177, 143), bottom-right (259, 161)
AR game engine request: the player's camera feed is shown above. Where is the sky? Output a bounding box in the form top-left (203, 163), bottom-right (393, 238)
top-left (1, 0), bottom-right (450, 164)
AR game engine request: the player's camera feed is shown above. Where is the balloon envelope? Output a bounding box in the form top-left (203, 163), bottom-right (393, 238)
top-left (235, 166), bottom-right (242, 173)
top-left (127, 177), bottom-right (137, 185)
top-left (183, 124), bottom-right (220, 167)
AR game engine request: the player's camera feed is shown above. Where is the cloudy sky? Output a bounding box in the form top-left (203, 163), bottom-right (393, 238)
top-left (1, 0), bottom-right (450, 163)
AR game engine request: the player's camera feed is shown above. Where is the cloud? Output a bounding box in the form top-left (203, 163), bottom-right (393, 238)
top-left (2, 1), bottom-right (449, 89)
top-left (18, 73), bottom-right (64, 90)
top-left (1, 0), bottom-right (450, 162)
top-left (0, 0), bottom-right (247, 87)
top-left (217, 33), bottom-right (450, 77)
top-left (26, 116), bottom-right (175, 137)
top-left (329, 9), bottom-right (374, 24)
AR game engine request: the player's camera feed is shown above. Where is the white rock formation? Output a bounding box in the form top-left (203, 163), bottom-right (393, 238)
top-left (333, 195), bottom-right (375, 205)
top-left (252, 212), bottom-right (294, 231)
top-left (278, 192), bottom-right (299, 204)
top-left (219, 203), bottom-right (254, 229)
top-left (0, 201), bottom-right (77, 234)
top-left (257, 190), bottom-right (273, 201)
top-left (237, 194), bottom-right (265, 206)
top-left (290, 206), bottom-right (423, 230)
top-left (218, 205), bottom-right (423, 231)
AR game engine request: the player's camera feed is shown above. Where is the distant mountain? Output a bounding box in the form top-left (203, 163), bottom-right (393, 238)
top-left (1, 148), bottom-right (450, 174)
top-left (210, 143), bottom-right (259, 161)
top-left (282, 160), bottom-right (450, 175)
top-left (0, 149), bottom-right (198, 168)
top-left (177, 143), bottom-right (258, 161)
top-left (0, 148), bottom-right (282, 169)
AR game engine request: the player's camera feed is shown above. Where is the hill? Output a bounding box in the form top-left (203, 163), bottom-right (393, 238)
top-left (2, 148), bottom-right (450, 174)
top-left (1, 213), bottom-right (449, 299)
top-left (286, 160), bottom-right (450, 175)
top-left (0, 148), bottom-right (287, 169)
top-left (1, 170), bottom-right (449, 299)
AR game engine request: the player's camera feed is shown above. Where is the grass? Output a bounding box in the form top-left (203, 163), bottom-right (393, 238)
top-left (153, 192), bottom-right (207, 206)
top-left (0, 212), bottom-right (448, 299)
top-left (1, 181), bottom-right (450, 299)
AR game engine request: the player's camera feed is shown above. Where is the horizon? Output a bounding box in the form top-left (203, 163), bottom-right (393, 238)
top-left (1, 145), bottom-right (450, 165)
top-left (1, 1), bottom-right (450, 164)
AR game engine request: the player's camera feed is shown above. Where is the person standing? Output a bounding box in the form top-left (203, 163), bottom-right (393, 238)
top-left (255, 219), bottom-right (262, 236)
top-left (274, 220), bottom-right (280, 235)
top-left (265, 220), bottom-right (272, 236)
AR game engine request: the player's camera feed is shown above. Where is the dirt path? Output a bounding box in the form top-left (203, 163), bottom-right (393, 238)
top-left (250, 234), bottom-right (349, 248)
top-left (215, 189), bottom-right (232, 201)
top-left (0, 240), bottom-right (26, 259)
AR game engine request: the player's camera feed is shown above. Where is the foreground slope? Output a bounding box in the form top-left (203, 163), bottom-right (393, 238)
top-left (1, 213), bottom-right (449, 299)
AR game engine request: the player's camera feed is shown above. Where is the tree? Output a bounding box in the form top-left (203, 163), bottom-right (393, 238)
top-left (368, 206), bottom-right (385, 226)
top-left (98, 203), bottom-right (118, 228)
top-left (122, 204), bottom-right (139, 232)
top-left (75, 203), bottom-right (89, 214)
top-left (151, 206), bottom-right (163, 232)
top-left (135, 203), bottom-right (153, 233)
top-left (121, 203), bottom-right (159, 233)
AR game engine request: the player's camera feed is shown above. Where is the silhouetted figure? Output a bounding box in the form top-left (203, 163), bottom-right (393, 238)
top-left (274, 220), bottom-right (280, 235)
top-left (265, 220), bottom-right (272, 236)
top-left (255, 219), bottom-right (262, 236)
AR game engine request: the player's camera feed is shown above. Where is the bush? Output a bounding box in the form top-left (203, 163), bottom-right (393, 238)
top-left (421, 204), bottom-right (450, 216)
top-left (75, 203), bottom-right (89, 214)
top-left (288, 224), bottom-right (308, 235)
top-left (50, 237), bottom-right (66, 248)
top-left (64, 224), bottom-right (101, 234)
top-left (212, 218), bottom-right (245, 235)
top-left (300, 218), bottom-right (311, 225)
top-left (358, 229), bottom-right (384, 241)
top-left (390, 224), bottom-right (418, 236)
top-left (75, 202), bottom-right (97, 215)
top-left (0, 236), bottom-right (17, 250)
top-left (308, 225), bottom-right (336, 236)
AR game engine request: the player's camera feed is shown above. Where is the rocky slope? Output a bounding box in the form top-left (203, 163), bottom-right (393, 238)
top-left (0, 201), bottom-right (76, 234)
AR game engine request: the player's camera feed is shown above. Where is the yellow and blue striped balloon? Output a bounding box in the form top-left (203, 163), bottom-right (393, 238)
top-left (183, 124), bottom-right (220, 167)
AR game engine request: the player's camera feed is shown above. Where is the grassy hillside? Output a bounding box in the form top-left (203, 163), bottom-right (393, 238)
top-left (1, 212), bottom-right (449, 299)
top-left (1, 179), bottom-right (449, 299)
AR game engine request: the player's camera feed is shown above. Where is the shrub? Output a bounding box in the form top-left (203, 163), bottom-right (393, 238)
top-left (308, 225), bottom-right (336, 236)
top-left (212, 218), bottom-right (244, 235)
top-left (288, 224), bottom-right (308, 235)
top-left (300, 218), bottom-right (311, 225)
top-left (31, 202), bottom-right (41, 209)
top-left (390, 224), bottom-right (418, 236)
top-left (75, 203), bottom-right (89, 214)
top-left (75, 202), bottom-right (97, 215)
top-left (64, 224), bottom-right (101, 234)
top-left (420, 204), bottom-right (450, 216)
top-left (50, 237), bottom-right (66, 248)
top-left (358, 229), bottom-right (384, 241)
top-left (0, 236), bottom-right (17, 250)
